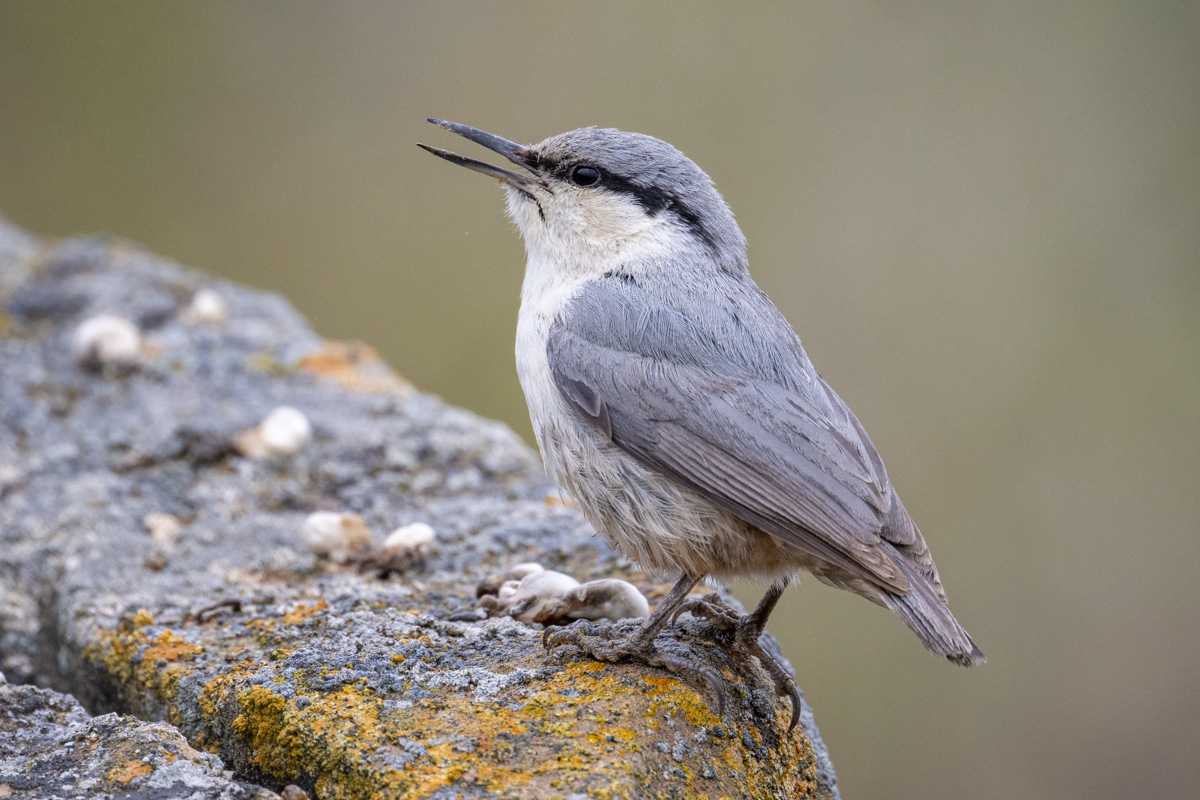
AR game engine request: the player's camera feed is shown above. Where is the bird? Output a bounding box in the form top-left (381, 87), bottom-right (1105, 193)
top-left (419, 119), bottom-right (984, 730)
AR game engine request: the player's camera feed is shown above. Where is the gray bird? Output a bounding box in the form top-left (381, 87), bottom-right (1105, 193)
top-left (419, 119), bottom-right (984, 730)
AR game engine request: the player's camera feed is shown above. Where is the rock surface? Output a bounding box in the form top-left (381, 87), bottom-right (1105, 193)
top-left (0, 673), bottom-right (277, 799)
top-left (0, 216), bottom-right (839, 800)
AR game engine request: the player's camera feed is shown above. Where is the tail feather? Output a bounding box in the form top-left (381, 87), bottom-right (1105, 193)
top-left (881, 544), bottom-right (985, 667)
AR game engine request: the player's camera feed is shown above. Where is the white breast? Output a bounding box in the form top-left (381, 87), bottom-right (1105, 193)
top-left (514, 251), bottom-right (586, 460)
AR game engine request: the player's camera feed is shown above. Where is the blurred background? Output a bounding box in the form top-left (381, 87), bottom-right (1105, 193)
top-left (2, 2), bottom-right (1197, 798)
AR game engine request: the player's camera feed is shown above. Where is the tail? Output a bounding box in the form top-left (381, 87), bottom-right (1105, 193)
top-left (882, 546), bottom-right (985, 667)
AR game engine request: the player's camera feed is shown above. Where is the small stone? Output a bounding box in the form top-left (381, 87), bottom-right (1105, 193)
top-left (475, 562), bottom-right (545, 598)
top-left (382, 522), bottom-right (436, 556)
top-left (302, 512), bottom-right (372, 564)
top-left (561, 578), bottom-right (649, 622)
top-left (281, 787), bottom-right (311, 800)
top-left (71, 314), bottom-right (141, 370)
top-left (183, 288), bottom-right (228, 324)
top-left (479, 570), bottom-right (581, 624)
top-left (236, 406), bottom-right (312, 459)
top-left (259, 406), bottom-right (312, 454)
top-left (143, 512), bottom-right (183, 546)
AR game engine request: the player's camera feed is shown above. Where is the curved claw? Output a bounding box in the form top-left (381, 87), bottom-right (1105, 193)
top-left (542, 624), bottom-right (561, 648)
top-left (737, 629), bottom-right (802, 733)
top-left (669, 593), bottom-right (740, 630)
top-left (705, 665), bottom-right (727, 719)
top-left (544, 627), bottom-right (578, 650)
top-left (669, 601), bottom-right (695, 627)
top-left (785, 682), bottom-right (801, 732)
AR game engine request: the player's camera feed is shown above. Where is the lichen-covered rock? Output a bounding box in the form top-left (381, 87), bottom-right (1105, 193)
top-left (0, 675), bottom-right (276, 799)
top-left (0, 215), bottom-right (839, 800)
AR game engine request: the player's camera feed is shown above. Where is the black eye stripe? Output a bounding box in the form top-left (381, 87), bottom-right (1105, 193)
top-left (545, 159), bottom-right (717, 250)
top-left (605, 176), bottom-right (671, 215)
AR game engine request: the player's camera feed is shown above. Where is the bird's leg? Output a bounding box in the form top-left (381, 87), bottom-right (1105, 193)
top-left (672, 577), bottom-right (802, 731)
top-left (636, 572), bottom-right (701, 641)
top-left (543, 574), bottom-right (728, 714)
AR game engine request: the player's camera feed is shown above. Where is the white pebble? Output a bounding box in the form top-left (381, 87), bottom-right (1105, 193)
top-left (302, 512), bottom-right (372, 564)
top-left (259, 406), bottom-right (312, 454)
top-left (475, 562), bottom-right (545, 598)
top-left (237, 406), bottom-right (312, 459)
top-left (382, 522), bottom-right (436, 555)
top-left (503, 570), bottom-right (581, 624)
top-left (564, 579), bottom-right (650, 622)
top-left (143, 512), bottom-right (183, 546)
top-left (184, 288), bottom-right (228, 324)
top-left (72, 314), bottom-right (141, 369)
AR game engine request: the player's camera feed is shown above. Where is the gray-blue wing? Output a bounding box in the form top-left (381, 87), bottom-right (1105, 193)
top-left (546, 279), bottom-right (911, 594)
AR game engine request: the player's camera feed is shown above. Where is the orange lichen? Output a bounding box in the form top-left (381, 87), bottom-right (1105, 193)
top-left (298, 341), bottom-right (413, 397)
top-left (84, 625), bottom-right (205, 727)
top-left (107, 761), bottom-right (153, 783)
top-left (231, 685), bottom-right (290, 769)
top-left (640, 674), bottom-right (725, 729)
top-left (282, 601), bottom-right (327, 625)
top-left (142, 631), bottom-right (202, 664)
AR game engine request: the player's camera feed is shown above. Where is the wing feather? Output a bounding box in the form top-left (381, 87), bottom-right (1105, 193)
top-left (546, 282), bottom-right (910, 593)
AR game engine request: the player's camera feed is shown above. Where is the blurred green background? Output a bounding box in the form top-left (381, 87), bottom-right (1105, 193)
top-left (2, 2), bottom-right (1197, 798)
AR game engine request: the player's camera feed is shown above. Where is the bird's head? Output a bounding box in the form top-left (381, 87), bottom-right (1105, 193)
top-left (419, 120), bottom-right (747, 275)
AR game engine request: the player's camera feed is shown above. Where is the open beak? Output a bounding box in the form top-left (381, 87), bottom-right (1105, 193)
top-left (418, 119), bottom-right (540, 199)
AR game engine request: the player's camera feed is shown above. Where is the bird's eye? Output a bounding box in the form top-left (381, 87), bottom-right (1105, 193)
top-left (569, 165), bottom-right (601, 187)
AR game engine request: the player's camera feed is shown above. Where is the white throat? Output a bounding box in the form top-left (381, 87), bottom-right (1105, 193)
top-left (505, 185), bottom-right (695, 457)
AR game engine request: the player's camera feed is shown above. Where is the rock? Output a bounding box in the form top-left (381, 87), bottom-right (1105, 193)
top-left (236, 405), bottom-right (313, 459)
top-left (300, 511), bottom-right (373, 564)
top-left (0, 681), bottom-right (276, 799)
top-left (70, 313), bottom-right (142, 370)
top-left (476, 562), bottom-right (546, 598)
top-left (184, 287), bottom-right (229, 325)
top-left (382, 522), bottom-right (437, 556)
top-left (0, 215), bottom-right (839, 800)
top-left (561, 578), bottom-right (651, 622)
top-left (479, 569), bottom-right (582, 624)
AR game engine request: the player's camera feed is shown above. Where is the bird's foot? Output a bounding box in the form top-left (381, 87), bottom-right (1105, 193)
top-left (670, 592), bottom-right (741, 629)
top-left (543, 619), bottom-right (727, 718)
top-left (672, 593), bottom-right (802, 731)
